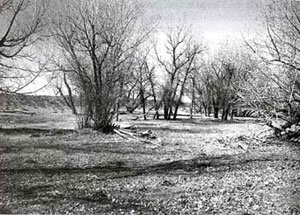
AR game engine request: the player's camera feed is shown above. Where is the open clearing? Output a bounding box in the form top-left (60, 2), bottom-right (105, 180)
top-left (0, 111), bottom-right (299, 214)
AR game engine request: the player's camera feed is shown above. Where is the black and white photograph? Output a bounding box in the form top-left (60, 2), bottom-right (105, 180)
top-left (0, 0), bottom-right (299, 214)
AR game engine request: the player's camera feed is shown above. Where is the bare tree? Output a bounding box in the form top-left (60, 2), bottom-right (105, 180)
top-left (51, 0), bottom-right (153, 131)
top-left (146, 61), bottom-right (160, 119)
top-left (119, 50), bottom-right (158, 120)
top-left (131, 53), bottom-right (155, 120)
top-left (156, 26), bottom-right (204, 120)
top-left (245, 0), bottom-right (300, 123)
top-left (192, 50), bottom-right (254, 121)
top-left (0, 0), bottom-right (47, 93)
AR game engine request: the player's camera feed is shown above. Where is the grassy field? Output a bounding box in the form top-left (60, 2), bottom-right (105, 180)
top-left (0, 110), bottom-right (299, 214)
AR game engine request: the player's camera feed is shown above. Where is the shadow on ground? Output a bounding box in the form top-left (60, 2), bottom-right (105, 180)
top-left (1, 153), bottom-right (297, 179)
top-left (0, 127), bottom-right (75, 135)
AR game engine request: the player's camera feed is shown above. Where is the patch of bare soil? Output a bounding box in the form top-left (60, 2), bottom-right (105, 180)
top-left (0, 113), bottom-right (299, 214)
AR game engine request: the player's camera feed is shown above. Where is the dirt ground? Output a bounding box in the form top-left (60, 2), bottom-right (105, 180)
top-left (0, 111), bottom-right (299, 214)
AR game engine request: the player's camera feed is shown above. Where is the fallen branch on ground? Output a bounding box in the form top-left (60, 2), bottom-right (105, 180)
top-left (141, 139), bottom-right (162, 147)
top-left (266, 120), bottom-right (300, 142)
top-left (113, 129), bottom-right (132, 139)
top-left (117, 128), bottom-right (137, 139)
top-left (256, 128), bottom-right (273, 138)
top-left (113, 128), bottom-right (161, 147)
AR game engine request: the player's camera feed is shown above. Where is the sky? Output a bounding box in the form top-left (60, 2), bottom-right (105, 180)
top-left (24, 0), bottom-right (268, 95)
top-left (146, 0), bottom-right (266, 51)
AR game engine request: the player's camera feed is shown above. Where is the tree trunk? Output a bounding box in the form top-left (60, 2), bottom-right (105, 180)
top-left (164, 103), bottom-right (169, 120)
top-left (153, 102), bottom-right (160, 119)
top-left (153, 110), bottom-right (159, 119)
top-left (222, 107), bottom-right (229, 121)
top-left (214, 108), bottom-right (219, 119)
top-left (93, 98), bottom-right (114, 132)
top-left (230, 108), bottom-right (235, 122)
top-left (168, 106), bottom-right (173, 120)
top-left (202, 102), bottom-right (208, 116)
top-left (213, 99), bottom-right (219, 119)
top-left (173, 105), bottom-right (179, 120)
top-left (203, 105), bottom-right (208, 117)
top-left (190, 78), bottom-right (195, 119)
top-left (140, 89), bottom-right (147, 120)
top-left (222, 103), bottom-right (231, 121)
top-left (116, 102), bottom-right (120, 122)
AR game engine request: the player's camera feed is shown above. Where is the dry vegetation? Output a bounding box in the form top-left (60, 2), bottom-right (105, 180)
top-left (0, 107), bottom-right (299, 214)
top-left (1, 1), bottom-right (300, 213)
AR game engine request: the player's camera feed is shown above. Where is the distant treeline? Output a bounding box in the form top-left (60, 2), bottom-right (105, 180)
top-left (0, 93), bottom-right (68, 112)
